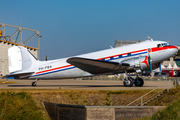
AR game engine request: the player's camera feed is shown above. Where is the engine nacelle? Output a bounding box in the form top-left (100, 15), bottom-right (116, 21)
top-left (122, 56), bottom-right (150, 70)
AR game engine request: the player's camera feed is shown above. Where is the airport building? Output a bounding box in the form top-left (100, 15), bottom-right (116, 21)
top-left (114, 40), bottom-right (145, 48)
top-left (0, 23), bottom-right (41, 76)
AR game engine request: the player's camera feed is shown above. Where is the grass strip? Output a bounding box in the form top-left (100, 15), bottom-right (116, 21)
top-left (151, 98), bottom-right (180, 120)
top-left (0, 91), bottom-right (44, 120)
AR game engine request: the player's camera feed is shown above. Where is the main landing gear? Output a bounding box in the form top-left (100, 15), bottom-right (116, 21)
top-left (123, 72), bottom-right (144, 87)
top-left (32, 79), bottom-right (40, 86)
top-left (134, 77), bottom-right (144, 87)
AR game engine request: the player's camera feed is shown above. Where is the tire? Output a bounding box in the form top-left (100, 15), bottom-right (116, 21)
top-left (32, 82), bottom-right (36, 86)
top-left (134, 77), bottom-right (144, 87)
top-left (123, 77), bottom-right (134, 87)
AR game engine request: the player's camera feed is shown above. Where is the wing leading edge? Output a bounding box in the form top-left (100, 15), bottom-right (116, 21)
top-left (67, 57), bottom-right (130, 74)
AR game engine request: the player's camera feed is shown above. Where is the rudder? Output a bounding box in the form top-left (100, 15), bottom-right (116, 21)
top-left (8, 46), bottom-right (38, 73)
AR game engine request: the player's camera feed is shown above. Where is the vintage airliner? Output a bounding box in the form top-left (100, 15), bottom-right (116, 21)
top-left (5, 39), bottom-right (178, 87)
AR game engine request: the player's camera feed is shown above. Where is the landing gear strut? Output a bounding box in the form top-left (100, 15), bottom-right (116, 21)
top-left (123, 71), bottom-right (134, 87)
top-left (123, 72), bottom-right (144, 87)
top-left (32, 79), bottom-right (39, 86)
top-left (123, 77), bottom-right (134, 87)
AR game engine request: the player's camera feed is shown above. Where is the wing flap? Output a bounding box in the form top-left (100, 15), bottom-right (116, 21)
top-left (67, 57), bottom-right (130, 74)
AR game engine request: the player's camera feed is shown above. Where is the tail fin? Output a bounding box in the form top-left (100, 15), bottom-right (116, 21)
top-left (8, 46), bottom-right (38, 73)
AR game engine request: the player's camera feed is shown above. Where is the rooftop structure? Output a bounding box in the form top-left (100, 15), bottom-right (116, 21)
top-left (114, 40), bottom-right (145, 48)
top-left (0, 23), bottom-right (41, 58)
top-left (0, 23), bottom-right (41, 75)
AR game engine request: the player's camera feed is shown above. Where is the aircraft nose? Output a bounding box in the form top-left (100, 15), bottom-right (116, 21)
top-left (172, 45), bottom-right (179, 54)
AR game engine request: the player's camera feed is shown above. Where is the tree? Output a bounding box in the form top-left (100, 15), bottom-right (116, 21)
top-left (177, 49), bottom-right (180, 57)
top-left (174, 49), bottom-right (180, 60)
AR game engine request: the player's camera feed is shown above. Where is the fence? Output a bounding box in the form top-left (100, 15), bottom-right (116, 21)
top-left (81, 75), bottom-right (180, 82)
top-left (42, 102), bottom-right (166, 120)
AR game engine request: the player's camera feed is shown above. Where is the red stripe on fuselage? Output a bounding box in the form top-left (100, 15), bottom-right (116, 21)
top-left (35, 45), bottom-right (177, 75)
top-left (97, 49), bottom-right (148, 60)
top-left (152, 45), bottom-right (178, 52)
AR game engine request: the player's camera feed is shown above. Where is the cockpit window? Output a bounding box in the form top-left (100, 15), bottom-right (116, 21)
top-left (157, 43), bottom-right (169, 48)
top-left (163, 43), bottom-right (169, 46)
top-left (157, 44), bottom-right (160, 48)
top-left (157, 44), bottom-right (162, 48)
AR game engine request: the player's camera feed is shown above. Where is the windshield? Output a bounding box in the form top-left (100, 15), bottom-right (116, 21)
top-left (157, 43), bottom-right (169, 48)
top-left (163, 43), bottom-right (169, 46)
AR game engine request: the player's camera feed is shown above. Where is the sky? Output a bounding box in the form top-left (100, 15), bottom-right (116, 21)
top-left (0, 0), bottom-right (180, 60)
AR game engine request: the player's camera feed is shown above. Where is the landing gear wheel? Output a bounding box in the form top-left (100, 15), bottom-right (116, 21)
top-left (134, 77), bottom-right (144, 87)
top-left (123, 77), bottom-right (134, 87)
top-left (31, 79), bottom-right (40, 86)
top-left (32, 82), bottom-right (36, 86)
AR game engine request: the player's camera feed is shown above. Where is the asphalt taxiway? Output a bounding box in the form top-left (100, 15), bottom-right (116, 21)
top-left (0, 79), bottom-right (174, 90)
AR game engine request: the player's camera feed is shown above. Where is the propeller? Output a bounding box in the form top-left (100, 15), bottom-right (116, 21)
top-left (149, 60), bottom-right (153, 73)
top-left (147, 48), bottom-right (162, 76)
top-left (147, 48), bottom-right (153, 76)
top-left (148, 55), bottom-right (161, 76)
top-left (158, 62), bottom-right (161, 72)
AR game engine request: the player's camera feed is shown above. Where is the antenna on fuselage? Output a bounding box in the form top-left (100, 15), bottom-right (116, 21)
top-left (110, 46), bottom-right (113, 49)
top-left (45, 55), bottom-right (48, 61)
top-left (147, 36), bottom-right (153, 41)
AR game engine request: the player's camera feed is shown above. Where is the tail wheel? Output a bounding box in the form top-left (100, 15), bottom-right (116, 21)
top-left (134, 77), bottom-right (144, 87)
top-left (123, 77), bottom-right (134, 87)
top-left (32, 82), bottom-right (36, 86)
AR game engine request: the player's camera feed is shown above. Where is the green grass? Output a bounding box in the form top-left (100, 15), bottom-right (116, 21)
top-left (151, 99), bottom-right (180, 120)
top-left (146, 86), bottom-right (180, 120)
top-left (1, 88), bottom-right (180, 119)
top-left (0, 92), bottom-right (44, 120)
top-left (148, 86), bottom-right (180, 106)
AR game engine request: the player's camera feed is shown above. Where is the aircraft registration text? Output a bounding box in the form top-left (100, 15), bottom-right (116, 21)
top-left (38, 65), bottom-right (52, 70)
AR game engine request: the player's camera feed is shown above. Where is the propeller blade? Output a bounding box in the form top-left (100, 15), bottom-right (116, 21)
top-left (147, 55), bottom-right (153, 75)
top-left (147, 48), bottom-right (154, 76)
top-left (150, 62), bottom-right (153, 74)
top-left (158, 63), bottom-right (161, 72)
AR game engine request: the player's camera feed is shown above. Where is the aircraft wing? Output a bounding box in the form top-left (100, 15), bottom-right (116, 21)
top-left (3, 72), bottom-right (34, 79)
top-left (67, 57), bottom-right (130, 74)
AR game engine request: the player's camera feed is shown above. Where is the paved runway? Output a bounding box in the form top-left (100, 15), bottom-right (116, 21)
top-left (0, 79), bottom-right (174, 90)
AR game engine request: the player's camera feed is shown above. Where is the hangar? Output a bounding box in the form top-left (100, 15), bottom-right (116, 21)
top-left (0, 23), bottom-right (41, 76)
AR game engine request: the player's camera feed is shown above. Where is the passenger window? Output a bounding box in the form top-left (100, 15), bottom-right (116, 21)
top-left (101, 59), bottom-right (105, 61)
top-left (119, 55), bottom-right (122, 58)
top-left (127, 53), bottom-right (131, 56)
top-left (110, 57), bottom-right (114, 60)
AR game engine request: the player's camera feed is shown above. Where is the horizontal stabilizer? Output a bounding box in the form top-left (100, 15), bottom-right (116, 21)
top-left (67, 57), bottom-right (130, 74)
top-left (3, 72), bottom-right (34, 79)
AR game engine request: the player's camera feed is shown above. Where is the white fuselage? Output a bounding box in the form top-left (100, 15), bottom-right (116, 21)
top-left (21, 40), bottom-right (178, 79)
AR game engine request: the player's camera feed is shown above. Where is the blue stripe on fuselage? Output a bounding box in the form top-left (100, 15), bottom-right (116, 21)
top-left (32, 51), bottom-right (148, 77)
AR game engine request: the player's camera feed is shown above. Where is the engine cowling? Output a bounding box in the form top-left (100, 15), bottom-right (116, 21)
top-left (121, 56), bottom-right (150, 70)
